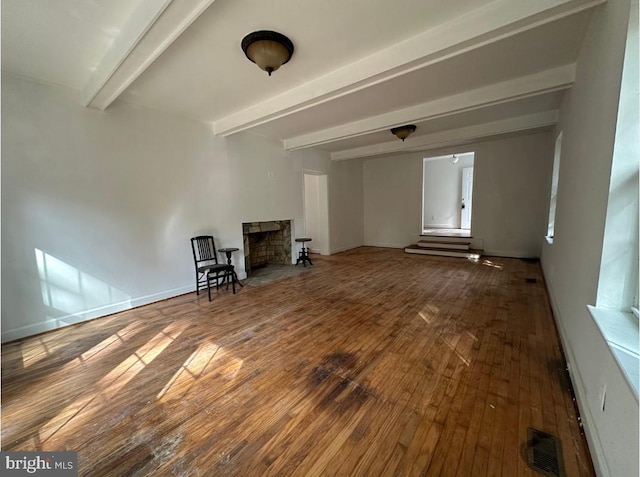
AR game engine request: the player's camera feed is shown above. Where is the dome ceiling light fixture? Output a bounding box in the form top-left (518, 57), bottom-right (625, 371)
top-left (390, 124), bottom-right (416, 141)
top-left (241, 30), bottom-right (294, 76)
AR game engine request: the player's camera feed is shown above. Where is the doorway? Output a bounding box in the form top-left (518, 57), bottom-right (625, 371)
top-left (461, 166), bottom-right (474, 230)
top-left (303, 172), bottom-right (329, 255)
top-left (422, 152), bottom-right (475, 234)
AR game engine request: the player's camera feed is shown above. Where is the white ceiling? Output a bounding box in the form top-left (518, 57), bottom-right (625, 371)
top-left (1, 0), bottom-right (604, 160)
top-left (1, 0), bottom-right (143, 89)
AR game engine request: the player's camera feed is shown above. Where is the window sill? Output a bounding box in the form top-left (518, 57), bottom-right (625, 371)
top-left (588, 305), bottom-right (639, 398)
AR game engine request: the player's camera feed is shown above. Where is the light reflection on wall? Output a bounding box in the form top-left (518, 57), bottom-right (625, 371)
top-left (35, 248), bottom-right (131, 322)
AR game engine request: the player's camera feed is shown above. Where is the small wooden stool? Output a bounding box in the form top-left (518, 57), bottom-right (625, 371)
top-left (295, 238), bottom-right (313, 266)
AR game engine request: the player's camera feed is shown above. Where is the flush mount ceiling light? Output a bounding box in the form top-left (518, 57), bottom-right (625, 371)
top-left (390, 124), bottom-right (416, 141)
top-left (241, 30), bottom-right (294, 76)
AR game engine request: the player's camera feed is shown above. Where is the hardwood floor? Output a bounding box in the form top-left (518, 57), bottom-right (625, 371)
top-left (1, 247), bottom-right (595, 476)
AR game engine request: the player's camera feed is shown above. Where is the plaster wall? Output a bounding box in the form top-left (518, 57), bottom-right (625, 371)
top-left (363, 131), bottom-right (552, 257)
top-left (2, 74), bottom-right (223, 341)
top-left (540, 0), bottom-right (639, 475)
top-left (1, 74), bottom-right (362, 341)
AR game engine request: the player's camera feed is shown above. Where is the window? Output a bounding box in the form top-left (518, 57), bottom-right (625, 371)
top-left (546, 131), bottom-right (562, 242)
top-left (590, 0), bottom-right (639, 395)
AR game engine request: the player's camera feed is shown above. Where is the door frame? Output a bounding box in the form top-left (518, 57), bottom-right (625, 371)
top-left (460, 166), bottom-right (474, 230)
top-left (302, 170), bottom-right (330, 255)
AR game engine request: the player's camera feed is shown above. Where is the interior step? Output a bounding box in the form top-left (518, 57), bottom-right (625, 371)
top-left (421, 229), bottom-right (471, 239)
top-left (418, 239), bottom-right (470, 250)
top-left (405, 244), bottom-right (482, 259)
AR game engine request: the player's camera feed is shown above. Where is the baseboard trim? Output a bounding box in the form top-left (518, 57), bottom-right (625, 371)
top-left (363, 242), bottom-right (405, 249)
top-left (1, 284), bottom-right (194, 343)
top-left (329, 244), bottom-right (364, 254)
top-left (541, 266), bottom-right (610, 477)
top-left (483, 250), bottom-right (540, 259)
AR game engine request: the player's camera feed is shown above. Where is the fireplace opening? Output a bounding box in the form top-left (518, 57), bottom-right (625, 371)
top-left (242, 221), bottom-right (292, 276)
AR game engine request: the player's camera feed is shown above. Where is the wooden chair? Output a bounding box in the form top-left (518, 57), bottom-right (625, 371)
top-left (191, 236), bottom-right (235, 300)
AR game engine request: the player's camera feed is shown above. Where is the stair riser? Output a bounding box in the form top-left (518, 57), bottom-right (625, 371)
top-left (419, 236), bottom-right (471, 243)
top-left (418, 243), bottom-right (469, 250)
top-left (405, 248), bottom-right (481, 259)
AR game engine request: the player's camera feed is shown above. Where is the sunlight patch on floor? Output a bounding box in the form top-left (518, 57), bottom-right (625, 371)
top-left (38, 321), bottom-right (189, 445)
top-left (157, 341), bottom-right (221, 401)
top-left (417, 304), bottom-right (440, 324)
top-left (23, 322), bottom-right (143, 369)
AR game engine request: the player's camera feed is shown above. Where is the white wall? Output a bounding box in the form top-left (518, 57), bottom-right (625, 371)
top-left (328, 159), bottom-right (364, 253)
top-left (364, 131), bottom-right (552, 257)
top-left (364, 152), bottom-right (423, 248)
top-left (540, 0), bottom-right (639, 475)
top-left (422, 154), bottom-right (474, 228)
top-left (473, 133), bottom-right (553, 257)
top-left (223, 131), bottom-right (299, 276)
top-left (225, 131), bottom-right (298, 233)
top-left (1, 74), bottom-right (363, 342)
top-left (2, 74), bottom-right (224, 341)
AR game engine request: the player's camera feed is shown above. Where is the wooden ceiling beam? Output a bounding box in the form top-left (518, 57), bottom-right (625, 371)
top-left (82, 0), bottom-right (216, 110)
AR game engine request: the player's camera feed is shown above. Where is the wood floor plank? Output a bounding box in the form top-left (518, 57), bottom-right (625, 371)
top-left (1, 248), bottom-right (596, 476)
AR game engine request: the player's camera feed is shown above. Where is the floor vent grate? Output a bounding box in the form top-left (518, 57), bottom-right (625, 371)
top-left (526, 428), bottom-right (565, 477)
top-left (525, 278), bottom-right (537, 284)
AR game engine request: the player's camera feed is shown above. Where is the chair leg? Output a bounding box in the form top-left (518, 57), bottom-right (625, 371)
top-left (196, 272), bottom-right (200, 295)
top-left (207, 274), bottom-right (212, 301)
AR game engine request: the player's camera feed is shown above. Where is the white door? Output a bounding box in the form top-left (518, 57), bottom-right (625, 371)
top-left (460, 167), bottom-right (474, 230)
top-left (303, 173), bottom-right (329, 255)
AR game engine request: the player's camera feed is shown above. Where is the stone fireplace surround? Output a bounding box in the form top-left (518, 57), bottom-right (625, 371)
top-left (242, 220), bottom-right (292, 276)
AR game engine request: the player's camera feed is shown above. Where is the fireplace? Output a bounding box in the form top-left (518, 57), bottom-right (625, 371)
top-left (242, 220), bottom-right (292, 275)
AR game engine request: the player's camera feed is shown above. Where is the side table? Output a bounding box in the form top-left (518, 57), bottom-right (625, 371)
top-left (218, 247), bottom-right (244, 290)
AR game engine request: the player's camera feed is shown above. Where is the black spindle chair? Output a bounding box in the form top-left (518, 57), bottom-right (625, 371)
top-left (191, 236), bottom-right (235, 300)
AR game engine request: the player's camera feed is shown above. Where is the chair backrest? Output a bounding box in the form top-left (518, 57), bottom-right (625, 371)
top-left (191, 236), bottom-right (220, 269)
